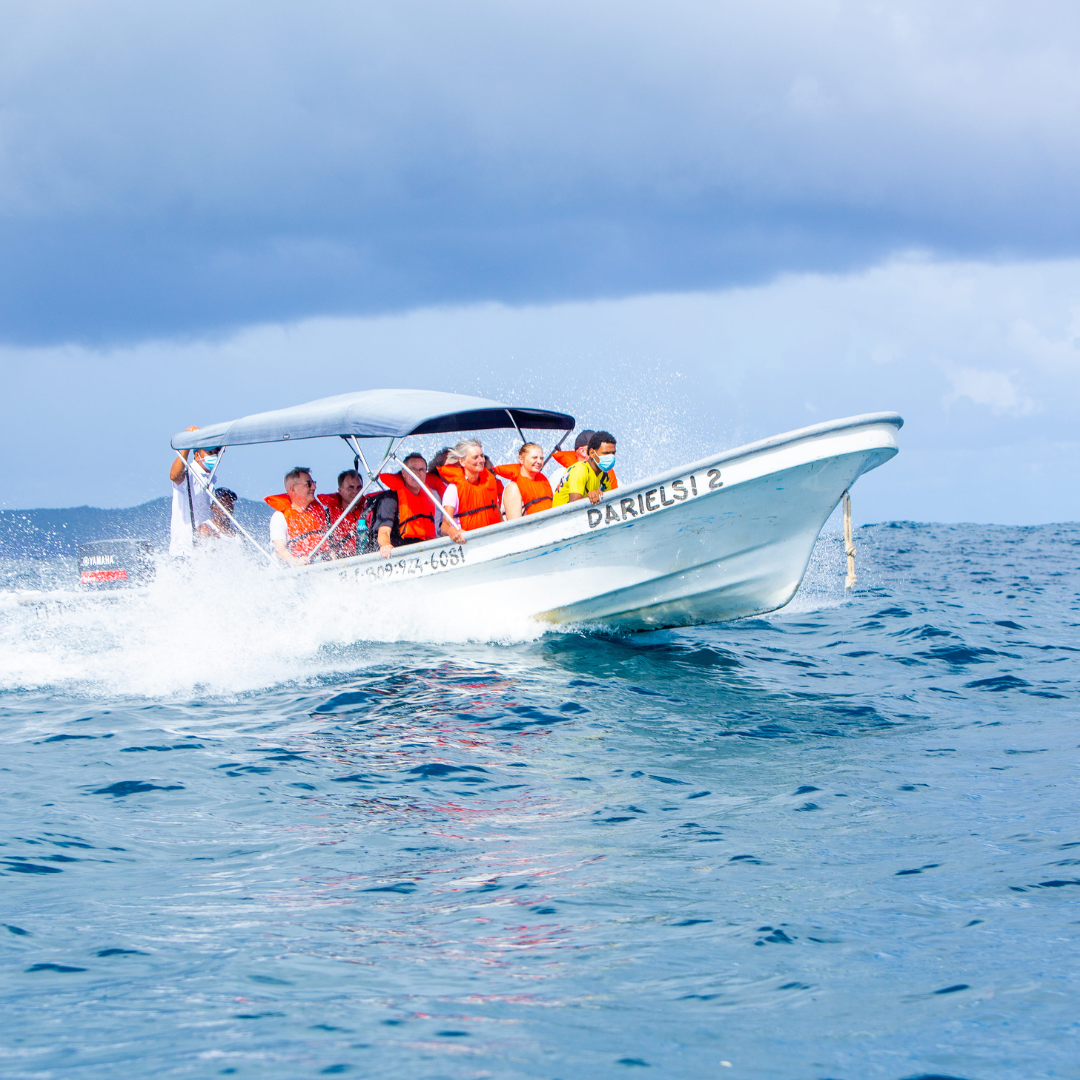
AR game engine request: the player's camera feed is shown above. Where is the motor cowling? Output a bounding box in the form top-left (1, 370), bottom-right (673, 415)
top-left (77, 539), bottom-right (155, 588)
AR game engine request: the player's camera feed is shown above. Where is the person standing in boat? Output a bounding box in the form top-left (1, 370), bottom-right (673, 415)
top-left (318, 469), bottom-right (366, 558)
top-left (439, 439), bottom-right (503, 544)
top-left (375, 453), bottom-right (440, 557)
top-left (497, 443), bottom-right (553, 519)
top-left (552, 431), bottom-right (618, 507)
top-left (168, 425), bottom-right (224, 556)
top-left (265, 467), bottom-right (332, 565)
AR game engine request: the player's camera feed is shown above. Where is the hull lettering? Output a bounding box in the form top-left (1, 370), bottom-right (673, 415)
top-left (362, 545), bottom-right (465, 582)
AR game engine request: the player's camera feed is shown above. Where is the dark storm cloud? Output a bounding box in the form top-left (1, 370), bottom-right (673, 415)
top-left (2, 0), bottom-right (1080, 342)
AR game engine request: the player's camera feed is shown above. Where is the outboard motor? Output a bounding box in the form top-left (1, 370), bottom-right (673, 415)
top-left (77, 539), bottom-right (155, 589)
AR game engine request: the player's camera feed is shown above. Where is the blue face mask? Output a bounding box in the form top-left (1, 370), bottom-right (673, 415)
top-left (200, 454), bottom-right (219, 472)
top-left (596, 453), bottom-right (616, 472)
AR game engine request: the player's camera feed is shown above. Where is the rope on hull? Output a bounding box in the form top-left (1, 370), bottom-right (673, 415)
top-left (842, 490), bottom-right (856, 591)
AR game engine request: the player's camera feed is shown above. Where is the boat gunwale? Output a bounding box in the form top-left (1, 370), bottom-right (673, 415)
top-left (297, 410), bottom-right (902, 576)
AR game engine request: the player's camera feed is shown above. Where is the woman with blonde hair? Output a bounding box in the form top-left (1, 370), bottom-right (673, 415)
top-left (496, 443), bottom-right (553, 520)
top-left (438, 439), bottom-right (503, 543)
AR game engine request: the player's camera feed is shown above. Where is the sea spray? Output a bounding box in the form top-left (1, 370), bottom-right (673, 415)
top-left (0, 545), bottom-right (544, 699)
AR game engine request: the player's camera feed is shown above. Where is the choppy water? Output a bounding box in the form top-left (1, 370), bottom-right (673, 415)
top-left (1, 522), bottom-right (1078, 1079)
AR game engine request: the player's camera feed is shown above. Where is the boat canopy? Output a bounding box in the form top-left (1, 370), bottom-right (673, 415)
top-left (171, 389), bottom-right (575, 451)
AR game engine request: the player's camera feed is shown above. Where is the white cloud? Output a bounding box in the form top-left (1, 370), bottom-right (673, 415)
top-left (1008, 317), bottom-right (1080, 377)
top-left (2, 254), bottom-right (1080, 524)
top-left (944, 367), bottom-right (1034, 414)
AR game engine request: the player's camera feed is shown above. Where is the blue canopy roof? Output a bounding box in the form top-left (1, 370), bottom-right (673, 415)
top-left (171, 389), bottom-right (575, 450)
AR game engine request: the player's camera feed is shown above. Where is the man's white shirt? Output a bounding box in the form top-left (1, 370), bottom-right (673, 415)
top-left (169, 463), bottom-right (214, 556)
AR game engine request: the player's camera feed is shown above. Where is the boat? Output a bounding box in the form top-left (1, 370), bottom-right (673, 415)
top-left (171, 389), bottom-right (903, 631)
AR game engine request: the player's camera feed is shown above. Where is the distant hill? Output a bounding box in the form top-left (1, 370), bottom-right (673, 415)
top-left (0, 497), bottom-right (274, 559)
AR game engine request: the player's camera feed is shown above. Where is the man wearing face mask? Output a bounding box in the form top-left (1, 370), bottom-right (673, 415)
top-left (168, 425), bottom-right (225, 556)
top-left (552, 430), bottom-right (618, 507)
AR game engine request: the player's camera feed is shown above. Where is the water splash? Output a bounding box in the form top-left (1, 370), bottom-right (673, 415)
top-left (0, 547), bottom-right (544, 699)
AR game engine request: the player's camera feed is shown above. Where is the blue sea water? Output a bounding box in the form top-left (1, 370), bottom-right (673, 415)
top-left (1, 521), bottom-right (1079, 1079)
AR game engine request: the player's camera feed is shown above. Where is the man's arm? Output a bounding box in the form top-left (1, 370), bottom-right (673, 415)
top-left (377, 526), bottom-right (393, 558)
top-left (269, 512), bottom-right (302, 565)
top-left (272, 538), bottom-right (302, 565)
top-left (372, 492), bottom-right (398, 559)
top-left (563, 462), bottom-right (604, 505)
top-left (169, 426), bottom-right (198, 484)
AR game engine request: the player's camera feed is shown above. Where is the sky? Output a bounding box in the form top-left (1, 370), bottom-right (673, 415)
top-left (1, 1), bottom-right (1079, 522)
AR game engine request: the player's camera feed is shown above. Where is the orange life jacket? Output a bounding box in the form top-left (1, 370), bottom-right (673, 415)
top-left (425, 472), bottom-right (447, 499)
top-left (318, 493), bottom-right (366, 558)
top-left (378, 472), bottom-right (437, 541)
top-left (495, 463), bottom-right (553, 515)
top-left (438, 464), bottom-right (502, 530)
top-left (265, 494), bottom-right (331, 561)
top-left (552, 449), bottom-right (618, 489)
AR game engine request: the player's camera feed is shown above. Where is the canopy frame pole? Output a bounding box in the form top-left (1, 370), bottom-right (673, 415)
top-left (505, 409), bottom-right (527, 447)
top-left (542, 428), bottom-right (572, 470)
top-left (198, 446), bottom-right (226, 541)
top-left (173, 449), bottom-right (278, 567)
top-left (346, 435), bottom-right (386, 500)
top-left (350, 437), bottom-right (389, 502)
top-left (185, 470), bottom-right (197, 544)
top-left (205, 447), bottom-right (223, 488)
top-left (302, 485), bottom-right (367, 565)
top-left (302, 436), bottom-right (396, 564)
top-left (343, 435), bottom-right (373, 481)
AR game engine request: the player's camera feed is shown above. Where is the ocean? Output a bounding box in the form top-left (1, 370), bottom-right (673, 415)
top-left (0, 520), bottom-right (1077, 1079)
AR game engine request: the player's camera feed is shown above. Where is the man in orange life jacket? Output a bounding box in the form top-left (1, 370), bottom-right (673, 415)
top-left (375, 453), bottom-right (439, 557)
top-left (265, 467), bottom-right (332, 565)
top-left (318, 469), bottom-right (366, 558)
top-left (439, 439), bottom-right (502, 544)
top-left (497, 442), bottom-right (553, 519)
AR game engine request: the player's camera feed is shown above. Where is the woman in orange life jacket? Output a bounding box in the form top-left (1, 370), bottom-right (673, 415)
top-left (438, 439), bottom-right (502, 544)
top-left (317, 468), bottom-right (366, 559)
top-left (265, 467), bottom-right (332, 565)
top-left (497, 442), bottom-right (553, 519)
top-left (552, 429), bottom-right (618, 490)
top-left (375, 452), bottom-right (438, 557)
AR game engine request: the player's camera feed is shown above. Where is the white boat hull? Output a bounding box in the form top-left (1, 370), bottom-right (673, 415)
top-left (306, 412), bottom-right (902, 631)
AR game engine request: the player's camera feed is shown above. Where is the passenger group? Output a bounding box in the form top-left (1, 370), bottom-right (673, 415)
top-left (169, 427), bottom-right (618, 564)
